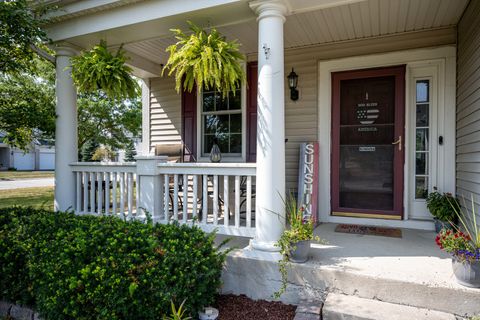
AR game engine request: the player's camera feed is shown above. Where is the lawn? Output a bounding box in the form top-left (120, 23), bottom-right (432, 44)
top-left (0, 171), bottom-right (54, 180)
top-left (0, 186), bottom-right (54, 210)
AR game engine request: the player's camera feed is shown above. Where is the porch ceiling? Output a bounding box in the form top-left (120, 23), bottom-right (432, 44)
top-left (123, 0), bottom-right (467, 69)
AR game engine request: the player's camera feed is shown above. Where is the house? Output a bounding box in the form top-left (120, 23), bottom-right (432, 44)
top-left (45, 0), bottom-right (480, 315)
top-left (0, 133), bottom-right (55, 171)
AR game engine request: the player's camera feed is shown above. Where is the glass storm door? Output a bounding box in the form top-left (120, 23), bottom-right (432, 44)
top-left (331, 66), bottom-right (405, 219)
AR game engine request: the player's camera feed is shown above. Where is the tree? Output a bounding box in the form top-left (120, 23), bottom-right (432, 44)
top-left (81, 139), bottom-right (100, 162)
top-left (0, 58), bottom-right (55, 149)
top-left (0, 0), bottom-right (50, 74)
top-left (124, 140), bottom-right (137, 162)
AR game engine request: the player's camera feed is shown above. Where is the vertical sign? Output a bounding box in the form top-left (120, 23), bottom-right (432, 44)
top-left (297, 142), bottom-right (319, 222)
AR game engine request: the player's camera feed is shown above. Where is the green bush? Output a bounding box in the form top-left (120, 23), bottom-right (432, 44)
top-left (0, 207), bottom-right (226, 319)
top-left (426, 191), bottom-right (460, 222)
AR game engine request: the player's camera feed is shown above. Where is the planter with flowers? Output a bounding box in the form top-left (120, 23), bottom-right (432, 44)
top-left (273, 194), bottom-right (327, 298)
top-left (426, 189), bottom-right (460, 232)
top-left (435, 195), bottom-right (480, 288)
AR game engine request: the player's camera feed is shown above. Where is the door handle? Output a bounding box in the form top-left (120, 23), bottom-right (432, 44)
top-left (392, 136), bottom-right (402, 151)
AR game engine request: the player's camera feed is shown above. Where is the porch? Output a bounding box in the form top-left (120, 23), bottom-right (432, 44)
top-left (221, 223), bottom-right (480, 317)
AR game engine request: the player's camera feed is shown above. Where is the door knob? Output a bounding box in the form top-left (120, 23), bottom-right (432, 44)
top-left (392, 136), bottom-right (402, 151)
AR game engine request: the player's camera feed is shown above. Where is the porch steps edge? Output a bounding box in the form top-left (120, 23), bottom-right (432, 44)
top-left (221, 252), bottom-right (480, 317)
top-left (322, 293), bottom-right (457, 320)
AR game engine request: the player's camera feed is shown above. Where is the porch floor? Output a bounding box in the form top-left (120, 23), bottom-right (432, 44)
top-left (219, 223), bottom-right (480, 317)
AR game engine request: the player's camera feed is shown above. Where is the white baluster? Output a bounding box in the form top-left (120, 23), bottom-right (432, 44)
top-left (135, 175), bottom-right (139, 217)
top-left (202, 175), bottom-right (208, 224)
top-left (164, 174), bottom-right (169, 222)
top-left (97, 172), bottom-right (103, 215)
top-left (173, 174), bottom-right (179, 221)
top-left (105, 172), bottom-right (110, 215)
top-left (223, 176), bottom-right (229, 227)
top-left (247, 176), bottom-right (252, 228)
top-left (213, 175), bottom-right (218, 225)
top-left (112, 172), bottom-right (118, 216)
top-left (192, 175), bottom-right (198, 219)
top-left (235, 175), bottom-right (240, 228)
top-left (90, 172), bottom-right (96, 214)
top-left (82, 172), bottom-right (88, 214)
top-left (182, 174), bottom-right (188, 223)
top-left (119, 172), bottom-right (125, 218)
top-left (76, 172), bottom-right (81, 213)
top-left (127, 172), bottom-right (133, 218)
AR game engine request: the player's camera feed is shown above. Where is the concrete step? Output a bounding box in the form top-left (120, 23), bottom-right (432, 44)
top-left (221, 248), bottom-right (480, 317)
top-left (322, 293), bottom-right (457, 320)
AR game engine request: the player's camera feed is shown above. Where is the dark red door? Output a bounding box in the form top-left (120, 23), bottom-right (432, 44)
top-left (331, 66), bottom-right (405, 219)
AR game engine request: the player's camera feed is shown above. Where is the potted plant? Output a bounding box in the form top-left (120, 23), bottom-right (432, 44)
top-left (162, 21), bottom-right (245, 98)
top-left (435, 195), bottom-right (480, 288)
top-left (70, 40), bottom-right (139, 100)
top-left (426, 189), bottom-right (460, 232)
top-left (273, 194), bottom-right (326, 298)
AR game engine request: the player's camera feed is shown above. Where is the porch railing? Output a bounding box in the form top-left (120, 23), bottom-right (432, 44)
top-left (70, 160), bottom-right (256, 237)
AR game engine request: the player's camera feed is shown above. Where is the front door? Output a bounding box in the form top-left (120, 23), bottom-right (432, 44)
top-left (331, 66), bottom-right (405, 219)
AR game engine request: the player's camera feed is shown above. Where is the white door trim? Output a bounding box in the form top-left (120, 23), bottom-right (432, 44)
top-left (317, 46), bottom-right (456, 230)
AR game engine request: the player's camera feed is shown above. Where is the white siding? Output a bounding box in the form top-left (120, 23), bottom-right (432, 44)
top-left (149, 77), bottom-right (182, 153)
top-left (456, 0), bottom-right (480, 223)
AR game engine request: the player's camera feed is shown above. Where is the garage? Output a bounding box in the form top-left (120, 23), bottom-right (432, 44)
top-left (39, 152), bottom-right (55, 170)
top-left (12, 151), bottom-right (35, 171)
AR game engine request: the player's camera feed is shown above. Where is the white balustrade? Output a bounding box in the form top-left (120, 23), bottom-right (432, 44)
top-left (70, 161), bottom-right (256, 237)
top-left (156, 163), bottom-right (256, 237)
top-left (71, 162), bottom-right (138, 219)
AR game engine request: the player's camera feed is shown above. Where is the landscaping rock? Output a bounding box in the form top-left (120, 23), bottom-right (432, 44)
top-left (0, 301), bottom-right (12, 317)
top-left (10, 305), bottom-right (34, 320)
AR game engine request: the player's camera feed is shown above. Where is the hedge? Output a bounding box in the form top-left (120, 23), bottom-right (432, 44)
top-left (0, 207), bottom-right (227, 319)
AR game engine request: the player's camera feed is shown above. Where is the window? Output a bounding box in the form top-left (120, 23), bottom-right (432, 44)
top-left (414, 80), bottom-right (430, 199)
top-left (201, 88), bottom-right (242, 157)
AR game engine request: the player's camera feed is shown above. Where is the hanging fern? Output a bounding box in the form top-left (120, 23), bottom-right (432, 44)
top-left (163, 21), bottom-right (246, 97)
top-left (70, 40), bottom-right (138, 100)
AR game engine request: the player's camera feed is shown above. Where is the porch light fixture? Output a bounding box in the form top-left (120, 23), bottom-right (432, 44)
top-left (287, 68), bottom-right (299, 101)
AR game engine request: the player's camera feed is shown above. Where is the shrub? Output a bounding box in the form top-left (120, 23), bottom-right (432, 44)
top-left (0, 207), bottom-right (226, 319)
top-left (426, 190), bottom-right (460, 222)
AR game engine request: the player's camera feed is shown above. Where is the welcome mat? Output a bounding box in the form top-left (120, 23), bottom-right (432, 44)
top-left (334, 224), bottom-right (402, 238)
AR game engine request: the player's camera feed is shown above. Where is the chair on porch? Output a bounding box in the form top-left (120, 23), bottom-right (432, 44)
top-left (155, 144), bottom-right (185, 212)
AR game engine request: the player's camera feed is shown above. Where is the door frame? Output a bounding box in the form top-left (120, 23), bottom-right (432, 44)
top-left (331, 66), bottom-right (406, 219)
top-left (317, 46), bottom-right (456, 229)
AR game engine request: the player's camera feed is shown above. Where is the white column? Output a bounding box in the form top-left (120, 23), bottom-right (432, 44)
top-left (249, 0), bottom-right (287, 252)
top-left (136, 155), bottom-right (167, 223)
top-left (54, 47), bottom-right (78, 212)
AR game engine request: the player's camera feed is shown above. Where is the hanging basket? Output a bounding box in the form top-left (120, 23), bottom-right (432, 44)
top-left (163, 21), bottom-right (246, 98)
top-left (70, 40), bottom-right (138, 100)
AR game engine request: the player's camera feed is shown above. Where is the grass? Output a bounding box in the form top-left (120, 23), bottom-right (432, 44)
top-left (0, 171), bottom-right (54, 180)
top-left (0, 186), bottom-right (54, 211)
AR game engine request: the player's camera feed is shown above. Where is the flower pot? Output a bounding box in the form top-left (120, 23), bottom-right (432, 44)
top-left (434, 218), bottom-right (453, 233)
top-left (289, 240), bottom-right (311, 263)
top-left (452, 259), bottom-right (480, 288)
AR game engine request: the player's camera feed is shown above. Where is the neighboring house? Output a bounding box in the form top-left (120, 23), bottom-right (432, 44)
top-left (45, 0), bottom-right (480, 313)
top-left (0, 134), bottom-right (55, 171)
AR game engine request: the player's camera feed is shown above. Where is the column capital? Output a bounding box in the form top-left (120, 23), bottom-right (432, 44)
top-left (249, 0), bottom-right (288, 22)
top-left (55, 43), bottom-right (79, 57)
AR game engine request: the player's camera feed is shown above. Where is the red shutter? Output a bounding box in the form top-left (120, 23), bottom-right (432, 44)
top-left (181, 87), bottom-right (197, 162)
top-left (246, 62), bottom-right (258, 163)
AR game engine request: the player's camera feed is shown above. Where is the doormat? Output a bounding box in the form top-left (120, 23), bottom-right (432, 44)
top-left (334, 224), bottom-right (402, 238)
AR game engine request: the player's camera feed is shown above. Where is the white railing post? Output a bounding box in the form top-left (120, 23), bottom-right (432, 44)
top-left (135, 155), bottom-right (167, 223)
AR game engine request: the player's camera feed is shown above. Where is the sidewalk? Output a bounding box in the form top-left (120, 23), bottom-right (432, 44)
top-left (0, 178), bottom-right (54, 190)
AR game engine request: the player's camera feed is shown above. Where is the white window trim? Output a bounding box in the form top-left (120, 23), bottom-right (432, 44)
top-left (317, 46), bottom-right (456, 230)
top-left (196, 78), bottom-right (247, 163)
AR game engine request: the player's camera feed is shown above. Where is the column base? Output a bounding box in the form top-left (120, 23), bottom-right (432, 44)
top-left (249, 239), bottom-right (281, 252)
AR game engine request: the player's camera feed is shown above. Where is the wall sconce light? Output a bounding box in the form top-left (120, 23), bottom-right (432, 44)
top-left (287, 68), bottom-right (299, 101)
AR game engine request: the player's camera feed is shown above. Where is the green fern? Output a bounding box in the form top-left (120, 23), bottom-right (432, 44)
top-left (163, 21), bottom-right (246, 98)
top-left (70, 40), bottom-right (139, 100)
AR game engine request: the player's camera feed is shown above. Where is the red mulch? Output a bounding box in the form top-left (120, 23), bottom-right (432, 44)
top-left (214, 294), bottom-right (296, 320)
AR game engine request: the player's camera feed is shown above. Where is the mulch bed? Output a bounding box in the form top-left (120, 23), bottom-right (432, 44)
top-left (215, 294), bottom-right (296, 320)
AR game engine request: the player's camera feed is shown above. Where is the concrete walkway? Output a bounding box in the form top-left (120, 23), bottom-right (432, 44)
top-left (0, 178), bottom-right (54, 190)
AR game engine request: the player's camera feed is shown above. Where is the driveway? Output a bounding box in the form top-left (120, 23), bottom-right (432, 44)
top-left (0, 178), bottom-right (55, 190)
